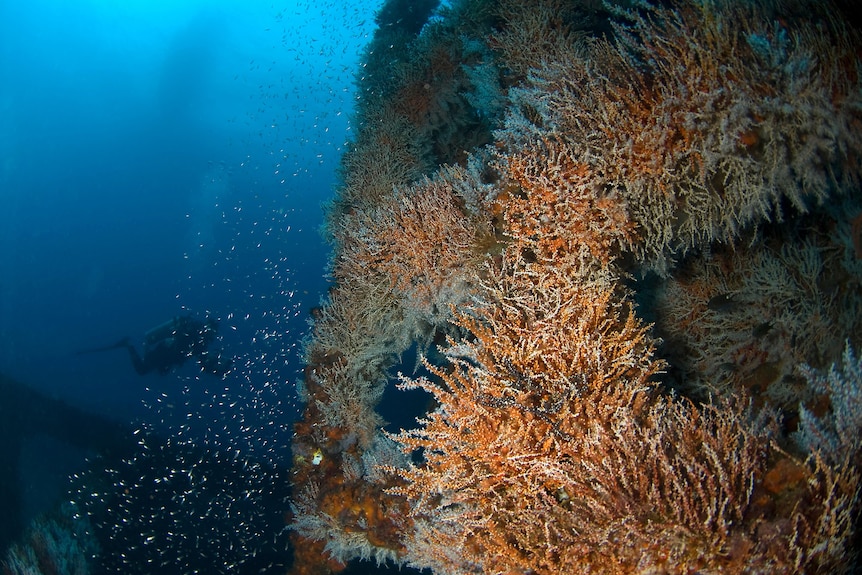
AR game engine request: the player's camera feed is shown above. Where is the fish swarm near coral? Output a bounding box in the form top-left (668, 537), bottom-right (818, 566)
top-left (288, 0), bottom-right (862, 573)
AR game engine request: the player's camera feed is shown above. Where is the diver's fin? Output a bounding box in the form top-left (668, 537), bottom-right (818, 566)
top-left (75, 337), bottom-right (132, 355)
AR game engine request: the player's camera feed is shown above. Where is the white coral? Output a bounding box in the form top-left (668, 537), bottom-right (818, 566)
top-left (796, 342), bottom-right (862, 463)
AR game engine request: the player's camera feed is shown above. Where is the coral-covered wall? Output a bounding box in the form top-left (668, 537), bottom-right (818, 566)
top-left (288, 0), bottom-right (862, 573)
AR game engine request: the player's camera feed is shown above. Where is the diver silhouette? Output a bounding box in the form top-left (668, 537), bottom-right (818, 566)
top-left (78, 314), bottom-right (232, 376)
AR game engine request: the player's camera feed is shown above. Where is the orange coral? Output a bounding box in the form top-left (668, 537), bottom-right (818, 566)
top-left (501, 136), bottom-right (637, 264)
top-left (387, 247), bottom-right (860, 572)
top-left (385, 251), bottom-right (667, 573)
top-left (337, 165), bottom-right (491, 317)
top-left (333, 108), bottom-right (430, 215)
top-left (490, 0), bottom-right (583, 81)
top-left (509, 0), bottom-right (862, 269)
top-left (288, 1), bottom-right (862, 573)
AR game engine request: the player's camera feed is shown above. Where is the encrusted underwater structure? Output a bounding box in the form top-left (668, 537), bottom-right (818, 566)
top-left (288, 0), bottom-right (862, 573)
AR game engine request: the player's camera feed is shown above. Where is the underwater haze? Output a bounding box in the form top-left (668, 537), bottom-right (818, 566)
top-left (0, 0), bottom-right (382, 571)
top-left (0, 0), bottom-right (379, 418)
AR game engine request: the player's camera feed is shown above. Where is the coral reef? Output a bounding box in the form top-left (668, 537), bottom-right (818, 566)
top-left (288, 0), bottom-right (862, 573)
top-left (501, 0), bottom-right (862, 272)
top-left (2, 503), bottom-right (98, 575)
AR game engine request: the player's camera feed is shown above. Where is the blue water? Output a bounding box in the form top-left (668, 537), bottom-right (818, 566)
top-left (0, 1), bottom-right (382, 570)
top-left (1, 0), bottom-right (379, 419)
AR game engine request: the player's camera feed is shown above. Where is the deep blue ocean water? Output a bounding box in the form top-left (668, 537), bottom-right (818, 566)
top-left (1, 0), bottom-right (381, 417)
top-left (0, 1), bottom-right (385, 571)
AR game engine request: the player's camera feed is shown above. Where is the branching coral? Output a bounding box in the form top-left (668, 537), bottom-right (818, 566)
top-left (499, 135), bottom-right (637, 264)
top-left (652, 216), bottom-right (862, 414)
top-left (385, 248), bottom-right (860, 573)
top-left (490, 0), bottom-right (586, 82)
top-left (2, 503), bottom-right (98, 575)
top-left (385, 253), bottom-right (664, 574)
top-left (796, 342), bottom-right (862, 464)
top-left (287, 1), bottom-right (862, 573)
top-left (385, 245), bottom-right (859, 573)
top-left (337, 164), bottom-right (494, 325)
top-left (503, 0), bottom-right (862, 271)
top-left (332, 109), bottom-right (430, 216)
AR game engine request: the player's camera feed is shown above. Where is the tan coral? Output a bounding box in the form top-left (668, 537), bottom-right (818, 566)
top-left (506, 0), bottom-right (862, 270)
top-left (654, 226), bottom-right (862, 414)
top-left (499, 136), bottom-right (637, 264)
top-left (337, 164), bottom-right (493, 326)
top-left (289, 1), bottom-right (862, 574)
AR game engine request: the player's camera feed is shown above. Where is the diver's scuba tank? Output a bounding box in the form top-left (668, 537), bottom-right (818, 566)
top-left (144, 316), bottom-right (188, 348)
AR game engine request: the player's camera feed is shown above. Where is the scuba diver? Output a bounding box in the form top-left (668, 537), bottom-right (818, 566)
top-left (78, 314), bottom-right (232, 376)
